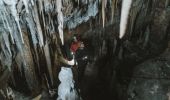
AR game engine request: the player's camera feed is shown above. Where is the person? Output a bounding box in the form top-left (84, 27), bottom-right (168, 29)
top-left (59, 38), bottom-right (75, 67)
top-left (70, 35), bottom-right (81, 53)
top-left (59, 34), bottom-right (88, 84)
top-left (57, 36), bottom-right (79, 100)
top-left (68, 36), bottom-right (88, 98)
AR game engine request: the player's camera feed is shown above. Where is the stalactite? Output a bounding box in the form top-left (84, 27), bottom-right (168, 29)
top-left (0, 11), bottom-right (7, 29)
top-left (76, 0), bottom-right (80, 5)
top-left (111, 0), bottom-right (116, 23)
top-left (44, 42), bottom-right (54, 85)
top-left (44, 0), bottom-right (52, 13)
top-left (38, 0), bottom-right (48, 42)
top-left (129, 0), bottom-right (144, 39)
top-left (86, 0), bottom-right (88, 4)
top-left (38, 0), bottom-right (47, 33)
top-left (50, 19), bottom-right (55, 34)
top-left (10, 16), bottom-right (25, 73)
top-left (16, 20), bottom-right (24, 43)
top-left (0, 1), bottom-right (14, 44)
top-left (66, 0), bottom-right (98, 29)
top-left (102, 0), bottom-right (107, 28)
top-left (144, 0), bottom-right (150, 16)
top-left (33, 2), bottom-right (44, 46)
top-left (22, 31), bottom-right (39, 92)
top-left (2, 33), bottom-right (11, 56)
top-left (31, 46), bottom-right (41, 73)
top-left (165, 0), bottom-right (170, 7)
top-left (129, 8), bottom-right (138, 37)
top-left (56, 0), bottom-right (64, 45)
top-left (38, 0), bottom-right (43, 13)
top-left (41, 10), bottom-right (46, 34)
top-left (26, 15), bottom-right (38, 46)
top-left (17, 0), bottom-right (24, 14)
top-left (113, 39), bottom-right (117, 54)
top-left (3, 0), bottom-right (24, 44)
top-left (3, 11), bottom-right (14, 44)
top-left (22, 0), bottom-right (29, 13)
top-left (0, 0), bottom-right (3, 7)
top-left (44, 73), bottom-right (50, 90)
top-left (0, 33), bottom-right (12, 70)
top-left (115, 0), bottom-right (118, 9)
top-left (119, 0), bottom-right (132, 38)
top-left (31, 0), bottom-right (34, 6)
top-left (143, 26), bottom-right (150, 48)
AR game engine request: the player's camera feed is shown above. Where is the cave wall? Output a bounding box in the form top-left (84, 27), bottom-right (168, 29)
top-left (0, 0), bottom-right (170, 100)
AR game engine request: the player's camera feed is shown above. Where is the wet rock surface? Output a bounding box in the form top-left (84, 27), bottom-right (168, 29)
top-left (127, 52), bottom-right (170, 100)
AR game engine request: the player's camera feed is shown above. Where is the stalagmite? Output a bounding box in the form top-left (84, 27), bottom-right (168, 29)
top-left (119, 0), bottom-right (132, 38)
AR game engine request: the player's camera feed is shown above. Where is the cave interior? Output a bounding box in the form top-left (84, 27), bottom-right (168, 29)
top-left (0, 0), bottom-right (170, 100)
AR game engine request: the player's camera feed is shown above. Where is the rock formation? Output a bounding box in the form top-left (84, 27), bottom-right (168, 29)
top-left (0, 0), bottom-right (170, 100)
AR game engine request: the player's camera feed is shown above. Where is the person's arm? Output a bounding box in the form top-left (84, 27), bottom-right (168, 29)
top-left (59, 56), bottom-right (75, 66)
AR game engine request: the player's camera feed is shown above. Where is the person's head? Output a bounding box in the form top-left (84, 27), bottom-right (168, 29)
top-left (73, 36), bottom-right (78, 42)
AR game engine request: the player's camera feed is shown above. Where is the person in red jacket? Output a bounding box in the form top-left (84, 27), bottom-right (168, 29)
top-left (70, 36), bottom-right (82, 53)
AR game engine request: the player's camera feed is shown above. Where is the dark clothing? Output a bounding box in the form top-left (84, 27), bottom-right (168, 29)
top-left (60, 43), bottom-right (73, 60)
top-left (75, 48), bottom-right (88, 82)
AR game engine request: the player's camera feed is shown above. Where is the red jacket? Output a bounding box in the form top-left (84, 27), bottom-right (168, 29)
top-left (70, 41), bottom-right (81, 53)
